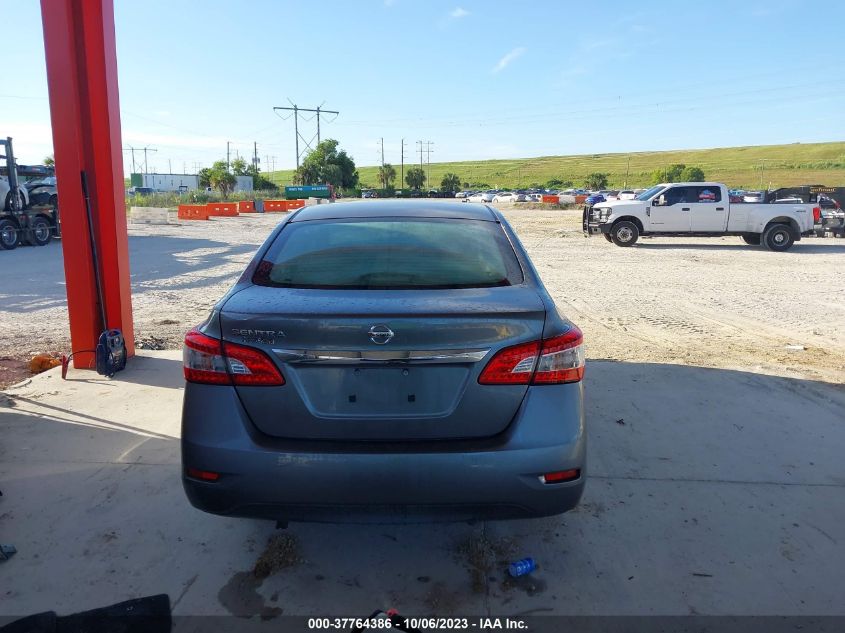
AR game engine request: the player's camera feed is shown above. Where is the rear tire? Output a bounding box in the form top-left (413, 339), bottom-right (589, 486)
top-left (610, 220), bottom-right (639, 247)
top-left (0, 219), bottom-right (20, 250)
top-left (26, 217), bottom-right (52, 246)
top-left (762, 224), bottom-right (795, 252)
top-left (741, 234), bottom-right (761, 245)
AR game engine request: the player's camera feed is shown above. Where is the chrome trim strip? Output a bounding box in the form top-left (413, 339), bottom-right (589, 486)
top-left (272, 348), bottom-right (490, 364)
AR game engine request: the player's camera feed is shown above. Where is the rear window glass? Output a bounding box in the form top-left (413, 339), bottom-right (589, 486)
top-left (253, 217), bottom-right (524, 289)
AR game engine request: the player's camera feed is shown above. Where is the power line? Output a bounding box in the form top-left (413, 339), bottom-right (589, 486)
top-left (273, 102), bottom-right (339, 168)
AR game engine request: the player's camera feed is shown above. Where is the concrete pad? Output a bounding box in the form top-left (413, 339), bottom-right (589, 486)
top-left (1, 353), bottom-right (844, 618)
top-left (129, 207), bottom-right (170, 225)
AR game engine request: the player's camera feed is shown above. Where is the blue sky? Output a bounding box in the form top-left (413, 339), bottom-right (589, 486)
top-left (2, 0), bottom-right (844, 174)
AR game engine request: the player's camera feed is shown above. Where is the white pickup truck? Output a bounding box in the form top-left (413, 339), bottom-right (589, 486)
top-left (584, 182), bottom-right (819, 251)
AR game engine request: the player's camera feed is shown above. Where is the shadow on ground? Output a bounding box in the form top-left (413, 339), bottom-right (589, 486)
top-left (634, 240), bottom-right (845, 253)
top-left (0, 235), bottom-right (257, 314)
top-left (1, 358), bottom-right (844, 618)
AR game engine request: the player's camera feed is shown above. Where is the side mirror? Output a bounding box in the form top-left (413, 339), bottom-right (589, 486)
top-left (653, 195), bottom-right (664, 206)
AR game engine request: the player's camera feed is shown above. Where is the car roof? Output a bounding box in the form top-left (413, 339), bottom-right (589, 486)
top-left (289, 200), bottom-right (497, 222)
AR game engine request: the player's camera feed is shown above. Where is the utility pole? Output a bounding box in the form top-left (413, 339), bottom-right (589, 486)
top-left (273, 103), bottom-right (339, 168)
top-left (417, 140), bottom-right (424, 188)
top-left (420, 141), bottom-right (433, 189)
top-left (380, 137), bottom-right (385, 188)
top-left (401, 138), bottom-right (406, 187)
top-left (168, 159), bottom-right (172, 174)
top-left (253, 142), bottom-right (259, 173)
top-left (122, 146), bottom-right (137, 174)
top-left (226, 141), bottom-right (230, 172)
top-left (142, 146), bottom-right (157, 175)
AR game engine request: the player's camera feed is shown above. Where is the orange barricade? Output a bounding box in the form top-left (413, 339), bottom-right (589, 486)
top-left (238, 200), bottom-right (255, 213)
top-left (263, 199), bottom-right (307, 212)
top-left (574, 194), bottom-right (588, 205)
top-left (177, 204), bottom-right (209, 220)
top-left (541, 195), bottom-right (559, 204)
top-left (207, 202), bottom-right (238, 217)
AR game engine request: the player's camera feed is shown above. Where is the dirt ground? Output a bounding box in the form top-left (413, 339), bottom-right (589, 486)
top-left (0, 203), bottom-right (843, 387)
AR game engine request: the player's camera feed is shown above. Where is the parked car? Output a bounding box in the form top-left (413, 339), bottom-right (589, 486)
top-left (584, 193), bottom-right (606, 206)
top-left (467, 191), bottom-right (495, 203)
top-left (493, 192), bottom-right (518, 203)
top-left (819, 194), bottom-right (841, 210)
top-left (455, 191), bottom-right (472, 199)
top-left (1, 175), bottom-right (30, 210)
top-left (615, 190), bottom-right (636, 200)
top-left (743, 191), bottom-right (763, 203)
top-left (25, 176), bottom-right (57, 208)
top-left (182, 200), bottom-right (587, 523)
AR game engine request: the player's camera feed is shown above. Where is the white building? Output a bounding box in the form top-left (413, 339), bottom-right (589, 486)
top-left (134, 173), bottom-right (199, 192)
top-left (131, 173), bottom-right (253, 193)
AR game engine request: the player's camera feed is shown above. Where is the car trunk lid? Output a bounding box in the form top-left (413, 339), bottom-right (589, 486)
top-left (220, 284), bottom-right (545, 440)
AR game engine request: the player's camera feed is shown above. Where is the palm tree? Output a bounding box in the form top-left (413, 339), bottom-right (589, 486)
top-left (440, 172), bottom-right (461, 193)
top-left (378, 163), bottom-right (397, 189)
top-left (405, 167), bottom-right (425, 190)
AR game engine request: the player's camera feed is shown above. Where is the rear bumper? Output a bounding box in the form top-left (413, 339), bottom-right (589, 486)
top-left (181, 382), bottom-right (586, 523)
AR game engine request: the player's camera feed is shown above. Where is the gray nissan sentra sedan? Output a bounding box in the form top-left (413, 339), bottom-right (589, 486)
top-left (182, 201), bottom-right (586, 523)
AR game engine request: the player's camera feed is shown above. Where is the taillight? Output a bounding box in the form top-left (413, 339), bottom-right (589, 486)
top-left (533, 328), bottom-right (586, 384)
top-left (812, 207), bottom-right (821, 223)
top-left (478, 326), bottom-right (585, 385)
top-left (183, 329), bottom-right (284, 386)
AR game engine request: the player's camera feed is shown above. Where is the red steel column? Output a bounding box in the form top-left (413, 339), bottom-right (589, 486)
top-left (41, 0), bottom-right (134, 368)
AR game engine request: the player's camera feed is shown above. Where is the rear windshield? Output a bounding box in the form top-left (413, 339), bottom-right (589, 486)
top-left (253, 217), bottom-right (524, 290)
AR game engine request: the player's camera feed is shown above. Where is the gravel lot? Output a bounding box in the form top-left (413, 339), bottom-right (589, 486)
top-left (3, 203), bottom-right (845, 618)
top-left (1, 203), bottom-right (844, 386)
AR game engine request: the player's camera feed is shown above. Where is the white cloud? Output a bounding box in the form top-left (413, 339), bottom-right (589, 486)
top-left (492, 47), bottom-right (525, 73)
top-left (384, 0), bottom-right (395, 6)
top-left (450, 7), bottom-right (470, 18)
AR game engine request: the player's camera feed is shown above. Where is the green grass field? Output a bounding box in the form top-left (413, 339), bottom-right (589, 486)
top-left (267, 141), bottom-right (845, 191)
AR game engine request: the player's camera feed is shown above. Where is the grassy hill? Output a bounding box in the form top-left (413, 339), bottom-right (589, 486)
top-left (268, 141), bottom-right (845, 191)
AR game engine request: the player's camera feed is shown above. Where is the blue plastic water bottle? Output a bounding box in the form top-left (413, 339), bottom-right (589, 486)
top-left (508, 557), bottom-right (536, 577)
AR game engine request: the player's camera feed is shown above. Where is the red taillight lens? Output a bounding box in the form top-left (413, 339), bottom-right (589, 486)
top-left (478, 326), bottom-right (585, 385)
top-left (478, 339), bottom-right (540, 385)
top-left (813, 207), bottom-right (821, 223)
top-left (183, 329), bottom-right (284, 386)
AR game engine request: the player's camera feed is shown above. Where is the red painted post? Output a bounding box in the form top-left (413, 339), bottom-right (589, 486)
top-left (41, 0), bottom-right (135, 368)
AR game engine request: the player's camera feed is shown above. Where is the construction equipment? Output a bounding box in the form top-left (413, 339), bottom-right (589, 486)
top-left (0, 137), bottom-right (61, 250)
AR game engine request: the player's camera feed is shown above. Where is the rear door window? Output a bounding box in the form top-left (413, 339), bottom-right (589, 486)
top-left (254, 218), bottom-right (524, 289)
top-left (692, 186), bottom-right (721, 203)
